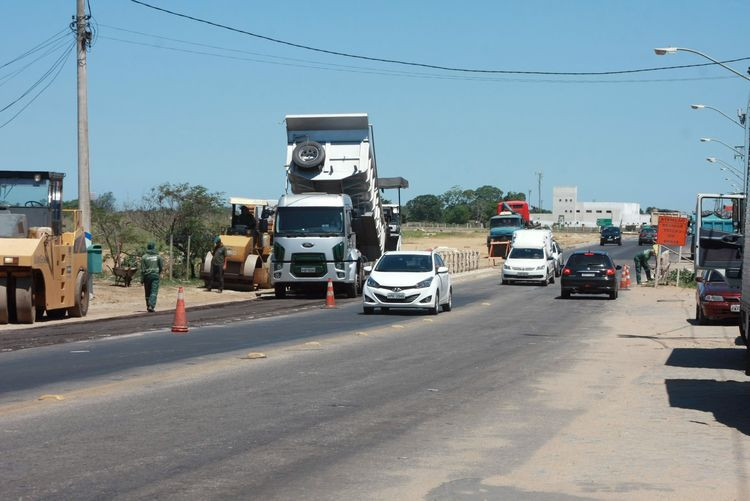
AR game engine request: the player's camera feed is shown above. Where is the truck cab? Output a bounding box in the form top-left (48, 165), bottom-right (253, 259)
top-left (272, 193), bottom-right (362, 298)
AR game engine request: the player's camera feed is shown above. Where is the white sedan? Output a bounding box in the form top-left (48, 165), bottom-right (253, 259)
top-left (362, 251), bottom-right (452, 315)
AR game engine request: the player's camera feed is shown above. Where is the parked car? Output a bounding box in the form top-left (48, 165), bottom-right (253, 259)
top-left (362, 251), bottom-right (452, 315)
top-left (695, 269), bottom-right (741, 324)
top-left (600, 226), bottom-right (622, 246)
top-left (561, 250), bottom-right (621, 299)
top-left (551, 240), bottom-right (564, 276)
top-left (638, 227), bottom-right (657, 245)
top-left (502, 244), bottom-right (556, 286)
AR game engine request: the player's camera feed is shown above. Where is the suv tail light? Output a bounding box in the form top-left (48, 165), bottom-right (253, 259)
top-left (562, 267), bottom-right (572, 275)
top-left (606, 268), bottom-right (615, 276)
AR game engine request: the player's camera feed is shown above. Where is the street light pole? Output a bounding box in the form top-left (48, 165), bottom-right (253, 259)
top-left (691, 104), bottom-right (745, 128)
top-left (707, 156), bottom-right (744, 177)
top-left (700, 137), bottom-right (745, 159)
top-left (76, 0), bottom-right (91, 236)
top-left (657, 47), bottom-right (750, 196)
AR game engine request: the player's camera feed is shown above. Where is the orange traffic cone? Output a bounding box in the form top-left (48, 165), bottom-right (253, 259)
top-left (624, 265), bottom-right (631, 289)
top-left (171, 287), bottom-right (189, 333)
top-left (324, 278), bottom-right (337, 308)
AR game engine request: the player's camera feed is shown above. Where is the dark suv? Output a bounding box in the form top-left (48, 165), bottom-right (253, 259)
top-left (561, 250), bottom-right (621, 299)
top-left (600, 226), bottom-right (621, 246)
top-left (638, 227), bottom-right (657, 245)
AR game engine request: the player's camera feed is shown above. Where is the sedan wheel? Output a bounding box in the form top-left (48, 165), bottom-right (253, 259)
top-left (429, 291), bottom-right (440, 315)
top-left (696, 304), bottom-right (707, 325)
top-left (442, 288), bottom-right (452, 312)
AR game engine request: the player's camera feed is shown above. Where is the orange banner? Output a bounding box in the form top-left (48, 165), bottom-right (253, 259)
top-left (656, 216), bottom-right (689, 246)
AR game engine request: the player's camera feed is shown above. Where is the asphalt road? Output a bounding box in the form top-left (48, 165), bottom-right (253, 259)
top-left (0, 239), bottom-right (647, 499)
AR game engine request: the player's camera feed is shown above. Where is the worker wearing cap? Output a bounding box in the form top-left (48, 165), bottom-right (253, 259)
top-left (141, 242), bottom-right (163, 312)
top-left (633, 245), bottom-right (657, 285)
top-left (207, 236), bottom-right (227, 293)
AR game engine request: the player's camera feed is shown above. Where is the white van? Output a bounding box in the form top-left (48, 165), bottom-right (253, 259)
top-left (503, 229), bottom-right (556, 286)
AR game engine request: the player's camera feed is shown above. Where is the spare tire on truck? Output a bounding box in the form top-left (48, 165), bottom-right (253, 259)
top-left (292, 141), bottom-right (325, 169)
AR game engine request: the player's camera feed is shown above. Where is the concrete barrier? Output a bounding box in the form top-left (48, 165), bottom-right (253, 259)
top-left (434, 247), bottom-right (481, 274)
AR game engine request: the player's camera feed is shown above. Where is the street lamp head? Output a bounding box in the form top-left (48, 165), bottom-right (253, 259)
top-left (691, 104), bottom-right (705, 109)
top-left (700, 138), bottom-right (711, 142)
top-left (707, 157), bottom-right (717, 163)
top-left (654, 47), bottom-right (678, 56)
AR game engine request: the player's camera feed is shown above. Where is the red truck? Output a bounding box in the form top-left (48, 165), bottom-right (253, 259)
top-left (497, 200), bottom-right (530, 224)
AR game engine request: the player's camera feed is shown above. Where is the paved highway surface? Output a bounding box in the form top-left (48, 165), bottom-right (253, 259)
top-left (0, 240), bottom-right (650, 499)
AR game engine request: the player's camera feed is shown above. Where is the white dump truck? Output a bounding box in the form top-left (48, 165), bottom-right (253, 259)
top-left (272, 114), bottom-right (406, 298)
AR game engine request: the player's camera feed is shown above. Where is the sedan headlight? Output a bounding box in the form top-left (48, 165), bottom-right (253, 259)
top-left (704, 295), bottom-right (724, 302)
top-left (366, 277), bottom-right (381, 288)
top-left (416, 276), bottom-right (434, 288)
top-left (503, 264), bottom-right (511, 270)
top-left (535, 265), bottom-right (546, 270)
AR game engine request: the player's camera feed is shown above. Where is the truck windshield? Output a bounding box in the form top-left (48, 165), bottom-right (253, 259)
top-left (509, 248), bottom-right (543, 259)
top-left (0, 177), bottom-right (50, 207)
top-left (490, 217), bottom-right (518, 228)
top-left (275, 207), bottom-right (344, 236)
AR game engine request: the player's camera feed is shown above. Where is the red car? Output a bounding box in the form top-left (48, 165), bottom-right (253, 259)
top-left (695, 269), bottom-right (741, 324)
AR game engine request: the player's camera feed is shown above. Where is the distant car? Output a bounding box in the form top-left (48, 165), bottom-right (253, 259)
top-left (600, 226), bottom-right (622, 246)
top-left (362, 251), bottom-right (452, 315)
top-left (695, 269), bottom-right (741, 324)
top-left (561, 250), bottom-right (621, 299)
top-left (638, 227), bottom-right (657, 246)
top-left (551, 240), bottom-right (564, 276)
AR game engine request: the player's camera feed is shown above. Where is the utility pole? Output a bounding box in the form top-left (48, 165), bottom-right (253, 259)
top-left (75, 0), bottom-right (91, 237)
top-left (534, 171), bottom-right (543, 210)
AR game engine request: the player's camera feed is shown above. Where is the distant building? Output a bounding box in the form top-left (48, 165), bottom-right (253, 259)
top-left (552, 186), bottom-right (647, 227)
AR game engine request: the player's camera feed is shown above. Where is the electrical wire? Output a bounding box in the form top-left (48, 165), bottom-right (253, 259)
top-left (99, 34), bottom-right (740, 85)
top-left (0, 43), bottom-right (74, 130)
top-left (129, 0), bottom-right (750, 76)
top-left (0, 37), bottom-right (72, 88)
top-left (0, 28), bottom-right (70, 71)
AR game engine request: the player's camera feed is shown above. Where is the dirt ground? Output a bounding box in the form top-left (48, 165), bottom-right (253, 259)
top-left (1, 230), bottom-right (600, 331)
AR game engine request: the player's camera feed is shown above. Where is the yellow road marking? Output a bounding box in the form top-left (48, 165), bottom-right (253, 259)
top-left (392, 325), bottom-right (405, 329)
top-left (482, 302), bottom-right (491, 306)
top-left (423, 319), bottom-right (434, 323)
top-left (242, 352), bottom-right (267, 359)
top-left (356, 332), bottom-right (368, 336)
top-left (38, 394), bottom-right (64, 401)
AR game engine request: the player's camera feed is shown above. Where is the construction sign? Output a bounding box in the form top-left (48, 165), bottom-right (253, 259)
top-left (656, 215), bottom-right (689, 246)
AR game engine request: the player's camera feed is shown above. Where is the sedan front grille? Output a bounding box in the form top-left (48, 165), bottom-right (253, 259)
top-left (374, 293), bottom-right (420, 304)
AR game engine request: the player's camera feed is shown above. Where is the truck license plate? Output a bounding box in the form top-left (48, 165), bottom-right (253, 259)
top-left (300, 267), bottom-right (317, 273)
top-left (387, 292), bottom-right (406, 300)
top-left (731, 304), bottom-right (740, 312)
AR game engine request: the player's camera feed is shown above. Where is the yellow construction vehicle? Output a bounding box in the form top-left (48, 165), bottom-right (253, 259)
top-left (0, 171), bottom-right (89, 324)
top-left (200, 197), bottom-right (275, 290)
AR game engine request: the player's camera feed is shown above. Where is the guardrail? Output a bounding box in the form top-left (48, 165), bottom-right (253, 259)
top-left (434, 247), bottom-right (482, 274)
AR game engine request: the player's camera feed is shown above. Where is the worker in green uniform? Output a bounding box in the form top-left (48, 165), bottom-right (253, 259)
top-left (207, 236), bottom-right (227, 293)
top-left (141, 241), bottom-right (163, 312)
top-left (633, 245), bottom-right (657, 285)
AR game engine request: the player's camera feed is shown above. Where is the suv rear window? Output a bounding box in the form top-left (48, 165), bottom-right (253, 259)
top-left (566, 253), bottom-right (613, 269)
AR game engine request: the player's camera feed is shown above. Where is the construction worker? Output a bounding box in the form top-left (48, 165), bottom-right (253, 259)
top-left (633, 245), bottom-right (657, 285)
top-left (207, 236), bottom-right (227, 293)
top-left (140, 242), bottom-right (163, 312)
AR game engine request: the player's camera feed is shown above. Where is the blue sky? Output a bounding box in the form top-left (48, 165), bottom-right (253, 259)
top-left (1, 1), bottom-right (749, 212)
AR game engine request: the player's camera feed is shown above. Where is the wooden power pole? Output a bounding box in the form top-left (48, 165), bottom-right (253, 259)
top-left (75, 0), bottom-right (91, 236)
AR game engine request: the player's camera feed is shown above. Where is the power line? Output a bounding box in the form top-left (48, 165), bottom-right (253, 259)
top-left (0, 41), bottom-right (74, 115)
top-left (0, 28), bottom-right (70, 71)
top-left (130, 0), bottom-right (750, 76)
top-left (0, 37), bottom-right (72, 89)
top-left (99, 33), bottom-right (741, 85)
top-left (0, 43), bottom-right (74, 130)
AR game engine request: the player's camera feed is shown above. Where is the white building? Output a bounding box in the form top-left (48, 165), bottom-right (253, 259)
top-left (552, 186), bottom-right (645, 227)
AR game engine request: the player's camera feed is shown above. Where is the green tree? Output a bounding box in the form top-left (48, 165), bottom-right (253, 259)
top-left (91, 192), bottom-right (140, 268)
top-left (135, 183), bottom-right (225, 278)
top-left (404, 194), bottom-right (444, 222)
top-left (473, 185), bottom-right (503, 222)
top-left (502, 191), bottom-right (526, 202)
top-left (444, 204), bottom-right (471, 224)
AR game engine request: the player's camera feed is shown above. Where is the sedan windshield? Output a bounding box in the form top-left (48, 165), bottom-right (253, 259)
top-left (509, 247), bottom-right (543, 260)
top-left (275, 207), bottom-right (344, 236)
top-left (375, 254), bottom-right (433, 273)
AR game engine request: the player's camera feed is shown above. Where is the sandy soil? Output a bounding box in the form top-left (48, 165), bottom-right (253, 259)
top-left (2, 230), bottom-right (599, 330)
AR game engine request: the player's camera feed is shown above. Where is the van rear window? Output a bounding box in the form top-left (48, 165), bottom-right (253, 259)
top-left (509, 248), bottom-right (543, 259)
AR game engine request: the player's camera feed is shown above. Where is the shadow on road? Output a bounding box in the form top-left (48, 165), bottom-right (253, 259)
top-left (665, 379), bottom-right (750, 436)
top-left (665, 347), bottom-right (746, 371)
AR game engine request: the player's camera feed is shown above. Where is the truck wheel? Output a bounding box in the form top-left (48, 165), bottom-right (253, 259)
top-left (15, 276), bottom-right (36, 324)
top-left (68, 271), bottom-right (89, 318)
top-left (274, 284), bottom-right (287, 299)
top-left (292, 141), bottom-right (325, 169)
top-left (0, 276), bottom-right (8, 324)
